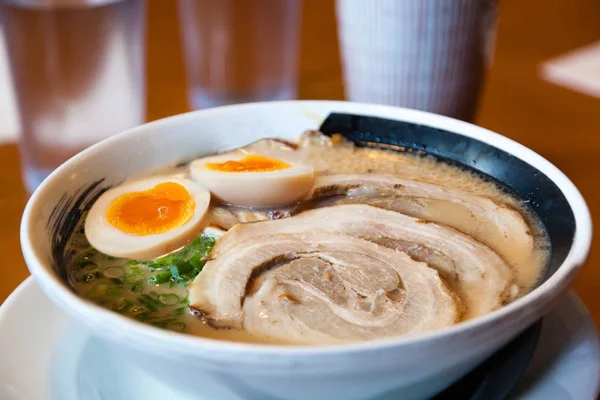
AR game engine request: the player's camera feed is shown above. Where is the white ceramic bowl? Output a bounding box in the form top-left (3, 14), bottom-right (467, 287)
top-left (20, 101), bottom-right (592, 400)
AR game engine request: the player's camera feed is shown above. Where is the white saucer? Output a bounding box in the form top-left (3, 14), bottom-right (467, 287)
top-left (1, 277), bottom-right (599, 400)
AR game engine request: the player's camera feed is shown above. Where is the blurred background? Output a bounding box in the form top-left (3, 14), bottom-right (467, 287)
top-left (0, 0), bottom-right (599, 329)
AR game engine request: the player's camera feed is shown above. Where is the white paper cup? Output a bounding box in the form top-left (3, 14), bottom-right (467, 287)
top-left (336, 0), bottom-right (497, 121)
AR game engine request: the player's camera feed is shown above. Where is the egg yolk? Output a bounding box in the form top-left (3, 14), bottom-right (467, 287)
top-left (205, 155), bottom-right (291, 173)
top-left (105, 182), bottom-right (195, 236)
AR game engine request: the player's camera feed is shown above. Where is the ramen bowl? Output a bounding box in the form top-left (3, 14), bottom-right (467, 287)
top-left (20, 101), bottom-right (592, 400)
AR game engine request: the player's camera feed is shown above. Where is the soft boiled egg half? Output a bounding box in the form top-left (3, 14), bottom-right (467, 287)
top-left (85, 177), bottom-right (210, 259)
top-left (190, 153), bottom-right (314, 207)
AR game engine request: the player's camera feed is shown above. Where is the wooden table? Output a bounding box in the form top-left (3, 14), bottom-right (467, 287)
top-left (1, 0), bottom-right (599, 331)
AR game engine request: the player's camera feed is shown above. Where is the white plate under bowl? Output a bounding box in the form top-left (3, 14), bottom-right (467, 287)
top-left (1, 277), bottom-right (598, 400)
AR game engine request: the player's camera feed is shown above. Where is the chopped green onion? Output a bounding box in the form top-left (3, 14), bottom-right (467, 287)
top-left (147, 262), bottom-right (165, 270)
top-left (124, 273), bottom-right (145, 284)
top-left (158, 294), bottom-right (180, 306)
top-left (180, 273), bottom-right (195, 285)
top-left (131, 283), bottom-right (144, 293)
top-left (173, 307), bottom-right (187, 315)
top-left (126, 260), bottom-right (154, 267)
top-left (103, 267), bottom-right (124, 278)
top-left (87, 282), bottom-right (110, 300)
top-left (128, 266), bottom-right (142, 274)
top-left (148, 270), bottom-right (171, 285)
top-left (154, 254), bottom-right (176, 266)
top-left (78, 234), bottom-right (217, 329)
top-left (138, 294), bottom-right (160, 312)
top-left (112, 299), bottom-right (133, 313)
top-left (188, 253), bottom-right (205, 270)
top-left (175, 260), bottom-right (194, 274)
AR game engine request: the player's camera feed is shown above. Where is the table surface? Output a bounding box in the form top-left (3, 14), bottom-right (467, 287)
top-left (1, 0), bottom-right (599, 330)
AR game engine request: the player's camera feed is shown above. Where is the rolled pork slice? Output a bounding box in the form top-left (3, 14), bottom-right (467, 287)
top-left (304, 174), bottom-right (536, 288)
top-left (189, 233), bottom-right (458, 344)
top-left (210, 204), bottom-right (517, 319)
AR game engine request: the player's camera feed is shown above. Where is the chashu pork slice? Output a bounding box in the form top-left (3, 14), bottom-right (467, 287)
top-left (190, 233), bottom-right (458, 344)
top-left (210, 204), bottom-right (517, 319)
top-left (303, 174), bottom-right (536, 288)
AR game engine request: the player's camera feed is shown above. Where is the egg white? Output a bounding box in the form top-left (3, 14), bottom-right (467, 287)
top-left (189, 153), bottom-right (314, 207)
top-left (84, 177), bottom-right (211, 260)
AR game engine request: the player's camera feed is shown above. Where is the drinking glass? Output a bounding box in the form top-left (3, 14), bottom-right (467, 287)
top-left (336, 0), bottom-right (498, 122)
top-left (0, 0), bottom-right (146, 193)
top-left (178, 0), bottom-right (302, 109)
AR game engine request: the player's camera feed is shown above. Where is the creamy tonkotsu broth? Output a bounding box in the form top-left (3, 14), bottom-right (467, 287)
top-left (68, 132), bottom-right (549, 345)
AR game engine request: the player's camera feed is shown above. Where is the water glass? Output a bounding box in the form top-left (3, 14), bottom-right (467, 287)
top-left (0, 0), bottom-right (146, 193)
top-left (178, 0), bottom-right (302, 109)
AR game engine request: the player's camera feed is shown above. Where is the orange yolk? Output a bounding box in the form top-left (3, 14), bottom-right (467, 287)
top-left (205, 155), bottom-right (291, 173)
top-left (105, 182), bottom-right (195, 236)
